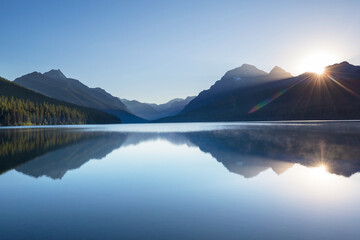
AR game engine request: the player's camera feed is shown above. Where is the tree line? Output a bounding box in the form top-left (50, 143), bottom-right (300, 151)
top-left (0, 96), bottom-right (89, 126)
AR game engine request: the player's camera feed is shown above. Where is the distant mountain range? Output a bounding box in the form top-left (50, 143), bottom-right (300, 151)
top-left (121, 96), bottom-right (195, 120)
top-left (159, 62), bottom-right (360, 122)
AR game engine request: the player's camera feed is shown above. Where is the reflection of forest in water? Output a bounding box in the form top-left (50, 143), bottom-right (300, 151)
top-left (0, 128), bottom-right (127, 178)
top-left (0, 128), bottom-right (92, 175)
top-left (1, 123), bottom-right (360, 179)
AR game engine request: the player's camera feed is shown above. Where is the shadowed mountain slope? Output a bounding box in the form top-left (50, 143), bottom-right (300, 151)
top-left (14, 70), bottom-right (145, 123)
top-left (181, 64), bottom-right (291, 113)
top-left (160, 62), bottom-right (360, 122)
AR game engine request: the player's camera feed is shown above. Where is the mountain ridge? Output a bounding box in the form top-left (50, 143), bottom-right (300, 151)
top-left (121, 96), bottom-right (195, 120)
top-left (181, 63), bottom-right (292, 113)
top-left (158, 62), bottom-right (360, 122)
top-left (14, 70), bottom-right (145, 123)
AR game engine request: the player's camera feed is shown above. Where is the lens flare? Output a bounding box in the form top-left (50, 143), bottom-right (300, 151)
top-left (326, 74), bottom-right (360, 98)
top-left (248, 88), bottom-right (290, 114)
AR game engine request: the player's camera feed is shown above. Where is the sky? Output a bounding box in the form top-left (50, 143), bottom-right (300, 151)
top-left (1, 0), bottom-right (360, 103)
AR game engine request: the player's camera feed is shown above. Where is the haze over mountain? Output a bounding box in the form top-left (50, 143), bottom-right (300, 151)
top-left (121, 96), bottom-right (195, 120)
top-left (150, 96), bottom-right (196, 117)
top-left (160, 62), bottom-right (360, 122)
top-left (14, 70), bottom-right (145, 123)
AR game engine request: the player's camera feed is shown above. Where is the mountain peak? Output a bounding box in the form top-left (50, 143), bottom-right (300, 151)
top-left (238, 63), bottom-right (268, 76)
top-left (269, 66), bottom-right (292, 79)
top-left (338, 61), bottom-right (351, 66)
top-left (240, 63), bottom-right (256, 68)
top-left (269, 66), bottom-right (284, 73)
top-left (224, 63), bottom-right (267, 79)
top-left (43, 69), bottom-right (67, 80)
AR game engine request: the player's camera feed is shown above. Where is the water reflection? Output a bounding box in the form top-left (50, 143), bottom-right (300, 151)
top-left (16, 132), bottom-right (127, 179)
top-left (1, 123), bottom-right (360, 179)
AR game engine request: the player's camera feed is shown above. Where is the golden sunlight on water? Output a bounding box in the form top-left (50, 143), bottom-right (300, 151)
top-left (274, 163), bottom-right (358, 206)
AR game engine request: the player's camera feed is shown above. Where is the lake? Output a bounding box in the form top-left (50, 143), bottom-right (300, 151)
top-left (1, 122), bottom-right (360, 240)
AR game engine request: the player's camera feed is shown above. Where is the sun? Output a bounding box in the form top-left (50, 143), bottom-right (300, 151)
top-left (309, 164), bottom-right (329, 178)
top-left (298, 52), bottom-right (339, 75)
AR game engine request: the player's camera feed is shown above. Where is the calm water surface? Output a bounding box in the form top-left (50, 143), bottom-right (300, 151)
top-left (1, 122), bottom-right (360, 239)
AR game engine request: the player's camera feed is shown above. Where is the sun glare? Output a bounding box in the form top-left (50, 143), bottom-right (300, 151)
top-left (309, 164), bottom-right (329, 177)
top-left (298, 53), bottom-right (338, 75)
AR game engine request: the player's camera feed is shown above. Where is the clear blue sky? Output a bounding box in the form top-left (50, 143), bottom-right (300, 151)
top-left (1, 0), bottom-right (359, 103)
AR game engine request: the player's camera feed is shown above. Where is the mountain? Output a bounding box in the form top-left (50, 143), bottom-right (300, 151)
top-left (14, 70), bottom-right (145, 123)
top-left (268, 66), bottom-right (292, 80)
top-left (150, 96), bottom-right (196, 117)
top-left (44, 69), bottom-right (67, 80)
top-left (0, 76), bottom-right (120, 126)
top-left (121, 99), bottom-right (161, 120)
top-left (121, 96), bottom-right (195, 120)
top-left (222, 63), bottom-right (268, 78)
top-left (181, 64), bottom-right (291, 113)
top-left (159, 62), bottom-right (360, 122)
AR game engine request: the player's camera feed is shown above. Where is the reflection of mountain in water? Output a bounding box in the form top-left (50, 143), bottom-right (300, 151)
top-left (0, 128), bottom-right (92, 175)
top-left (119, 123), bottom-right (360, 178)
top-left (180, 123), bottom-right (360, 177)
top-left (0, 128), bottom-right (127, 179)
top-left (16, 132), bottom-right (127, 179)
top-left (1, 123), bottom-right (360, 179)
